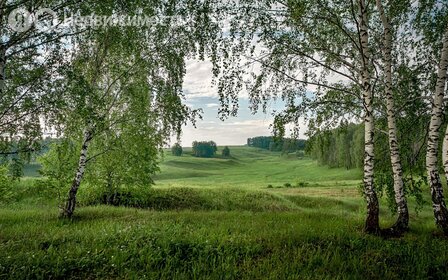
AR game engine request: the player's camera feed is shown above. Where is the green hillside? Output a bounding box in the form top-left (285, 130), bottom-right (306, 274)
top-left (156, 146), bottom-right (362, 188)
top-left (0, 146), bottom-right (445, 279)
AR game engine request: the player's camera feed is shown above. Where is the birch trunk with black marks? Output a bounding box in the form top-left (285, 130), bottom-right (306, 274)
top-left (61, 128), bottom-right (93, 218)
top-left (427, 26), bottom-right (448, 234)
top-left (442, 128), bottom-right (448, 224)
top-left (358, 0), bottom-right (380, 234)
top-left (0, 46), bottom-right (6, 95)
top-left (376, 0), bottom-right (409, 235)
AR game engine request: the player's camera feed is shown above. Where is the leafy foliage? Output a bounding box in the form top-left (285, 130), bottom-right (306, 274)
top-left (0, 0), bottom-right (88, 159)
top-left (307, 124), bottom-right (364, 170)
top-left (247, 136), bottom-right (306, 152)
top-left (38, 140), bottom-right (79, 204)
top-left (8, 158), bottom-right (24, 180)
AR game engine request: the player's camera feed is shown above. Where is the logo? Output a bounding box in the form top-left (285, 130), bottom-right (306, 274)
top-left (8, 8), bottom-right (59, 33)
top-left (8, 8), bottom-right (33, 32)
top-left (8, 7), bottom-right (157, 33)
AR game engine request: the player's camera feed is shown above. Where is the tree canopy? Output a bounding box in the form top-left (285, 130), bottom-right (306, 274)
top-left (192, 141), bottom-right (218, 158)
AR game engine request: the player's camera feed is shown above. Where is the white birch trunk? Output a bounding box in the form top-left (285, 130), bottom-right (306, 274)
top-left (376, 0), bottom-right (409, 234)
top-left (0, 46), bottom-right (5, 95)
top-left (61, 127), bottom-right (93, 218)
top-left (427, 26), bottom-right (448, 233)
top-left (359, 0), bottom-right (380, 234)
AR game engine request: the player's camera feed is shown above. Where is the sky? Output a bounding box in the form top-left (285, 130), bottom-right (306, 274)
top-left (175, 59), bottom-right (308, 147)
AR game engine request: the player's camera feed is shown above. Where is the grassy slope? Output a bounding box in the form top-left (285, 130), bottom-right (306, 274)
top-left (1, 146), bottom-right (447, 279)
top-left (155, 146), bottom-right (362, 186)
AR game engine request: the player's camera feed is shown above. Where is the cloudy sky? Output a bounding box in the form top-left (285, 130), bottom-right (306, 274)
top-left (176, 59), bottom-right (308, 147)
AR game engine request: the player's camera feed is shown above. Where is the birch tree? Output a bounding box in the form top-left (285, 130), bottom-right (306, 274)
top-left (356, 0), bottom-right (381, 234)
top-left (53, 1), bottom-right (217, 218)
top-left (428, 27), bottom-right (448, 233)
top-left (415, 0), bottom-right (448, 234)
top-left (57, 31), bottom-right (196, 217)
top-left (432, 26), bottom-right (448, 234)
top-left (375, 0), bottom-right (409, 234)
top-left (435, 1), bottom-right (448, 234)
top-left (210, 0), bottom-right (385, 233)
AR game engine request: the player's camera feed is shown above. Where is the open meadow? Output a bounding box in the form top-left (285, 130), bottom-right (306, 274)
top-left (1, 146), bottom-right (447, 279)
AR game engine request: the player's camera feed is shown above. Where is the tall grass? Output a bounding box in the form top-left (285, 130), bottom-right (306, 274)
top-left (1, 202), bottom-right (447, 279)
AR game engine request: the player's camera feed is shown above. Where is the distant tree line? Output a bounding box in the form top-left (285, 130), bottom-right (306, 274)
top-left (247, 136), bottom-right (306, 153)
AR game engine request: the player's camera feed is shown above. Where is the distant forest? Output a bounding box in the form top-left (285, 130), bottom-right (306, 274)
top-left (307, 124), bottom-right (364, 170)
top-left (247, 136), bottom-right (306, 153)
top-left (307, 123), bottom-right (427, 173)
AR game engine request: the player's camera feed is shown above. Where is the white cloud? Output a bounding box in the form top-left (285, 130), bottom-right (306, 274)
top-left (179, 49), bottom-right (319, 146)
top-left (206, 103), bottom-right (219, 108)
top-left (183, 59), bottom-right (216, 98)
top-left (172, 117), bottom-right (307, 146)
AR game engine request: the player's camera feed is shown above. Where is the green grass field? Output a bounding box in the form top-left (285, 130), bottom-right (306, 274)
top-left (1, 146), bottom-right (448, 279)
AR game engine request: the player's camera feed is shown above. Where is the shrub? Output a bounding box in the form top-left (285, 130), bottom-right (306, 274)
top-left (296, 181), bottom-right (309, 188)
top-left (267, 184), bottom-right (273, 188)
top-left (78, 183), bottom-right (153, 208)
top-left (222, 146), bottom-right (230, 157)
top-left (284, 183), bottom-right (292, 188)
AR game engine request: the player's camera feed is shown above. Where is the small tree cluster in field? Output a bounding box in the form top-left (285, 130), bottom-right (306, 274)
top-left (192, 141), bottom-right (217, 158)
top-left (171, 143), bottom-right (183, 156)
top-left (222, 146), bottom-right (230, 157)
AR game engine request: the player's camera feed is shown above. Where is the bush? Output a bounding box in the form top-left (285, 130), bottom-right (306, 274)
top-left (171, 143), bottom-right (183, 156)
top-left (77, 185), bottom-right (290, 212)
top-left (284, 183), bottom-right (292, 188)
top-left (296, 181), bottom-right (309, 188)
top-left (222, 146), bottom-right (230, 157)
